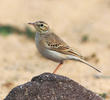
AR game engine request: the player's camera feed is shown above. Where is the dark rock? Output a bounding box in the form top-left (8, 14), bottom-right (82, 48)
top-left (4, 73), bottom-right (103, 100)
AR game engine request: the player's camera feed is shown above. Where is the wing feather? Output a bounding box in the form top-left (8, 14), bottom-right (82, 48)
top-left (40, 33), bottom-right (83, 58)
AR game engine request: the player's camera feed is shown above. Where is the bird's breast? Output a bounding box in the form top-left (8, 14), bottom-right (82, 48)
top-left (35, 35), bottom-right (66, 62)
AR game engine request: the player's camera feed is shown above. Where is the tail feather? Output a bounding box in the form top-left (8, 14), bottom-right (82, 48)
top-left (77, 58), bottom-right (101, 73)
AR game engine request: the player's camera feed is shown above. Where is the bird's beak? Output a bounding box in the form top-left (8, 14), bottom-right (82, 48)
top-left (28, 22), bottom-right (35, 25)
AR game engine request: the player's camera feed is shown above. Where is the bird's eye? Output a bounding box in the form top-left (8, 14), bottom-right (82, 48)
top-left (40, 24), bottom-right (44, 27)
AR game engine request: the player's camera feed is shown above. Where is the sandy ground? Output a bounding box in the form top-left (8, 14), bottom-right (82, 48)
top-left (0, 0), bottom-right (110, 99)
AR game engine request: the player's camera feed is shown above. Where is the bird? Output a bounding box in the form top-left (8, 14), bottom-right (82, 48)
top-left (28, 21), bottom-right (101, 74)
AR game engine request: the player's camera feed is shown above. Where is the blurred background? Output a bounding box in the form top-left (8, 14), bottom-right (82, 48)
top-left (0, 0), bottom-right (110, 99)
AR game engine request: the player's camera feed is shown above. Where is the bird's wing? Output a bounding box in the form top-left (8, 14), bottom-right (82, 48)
top-left (40, 32), bottom-right (83, 58)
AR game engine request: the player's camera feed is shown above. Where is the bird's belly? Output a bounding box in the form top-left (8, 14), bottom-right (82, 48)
top-left (38, 47), bottom-right (66, 62)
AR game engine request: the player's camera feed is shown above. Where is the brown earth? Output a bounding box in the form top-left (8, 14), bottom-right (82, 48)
top-left (0, 0), bottom-right (110, 99)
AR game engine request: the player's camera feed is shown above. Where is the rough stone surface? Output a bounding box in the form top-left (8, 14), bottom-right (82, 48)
top-left (4, 73), bottom-right (103, 100)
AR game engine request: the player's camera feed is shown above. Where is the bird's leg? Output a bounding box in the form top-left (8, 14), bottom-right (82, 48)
top-left (53, 62), bottom-right (63, 74)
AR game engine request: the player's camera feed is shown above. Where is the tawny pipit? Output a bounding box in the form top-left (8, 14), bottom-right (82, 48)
top-left (28, 21), bottom-right (101, 73)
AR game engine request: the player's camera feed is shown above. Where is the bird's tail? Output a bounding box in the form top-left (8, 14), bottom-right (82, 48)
top-left (75, 58), bottom-right (101, 73)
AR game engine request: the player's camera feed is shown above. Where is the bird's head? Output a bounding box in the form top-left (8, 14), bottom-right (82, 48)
top-left (28, 21), bottom-right (49, 33)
